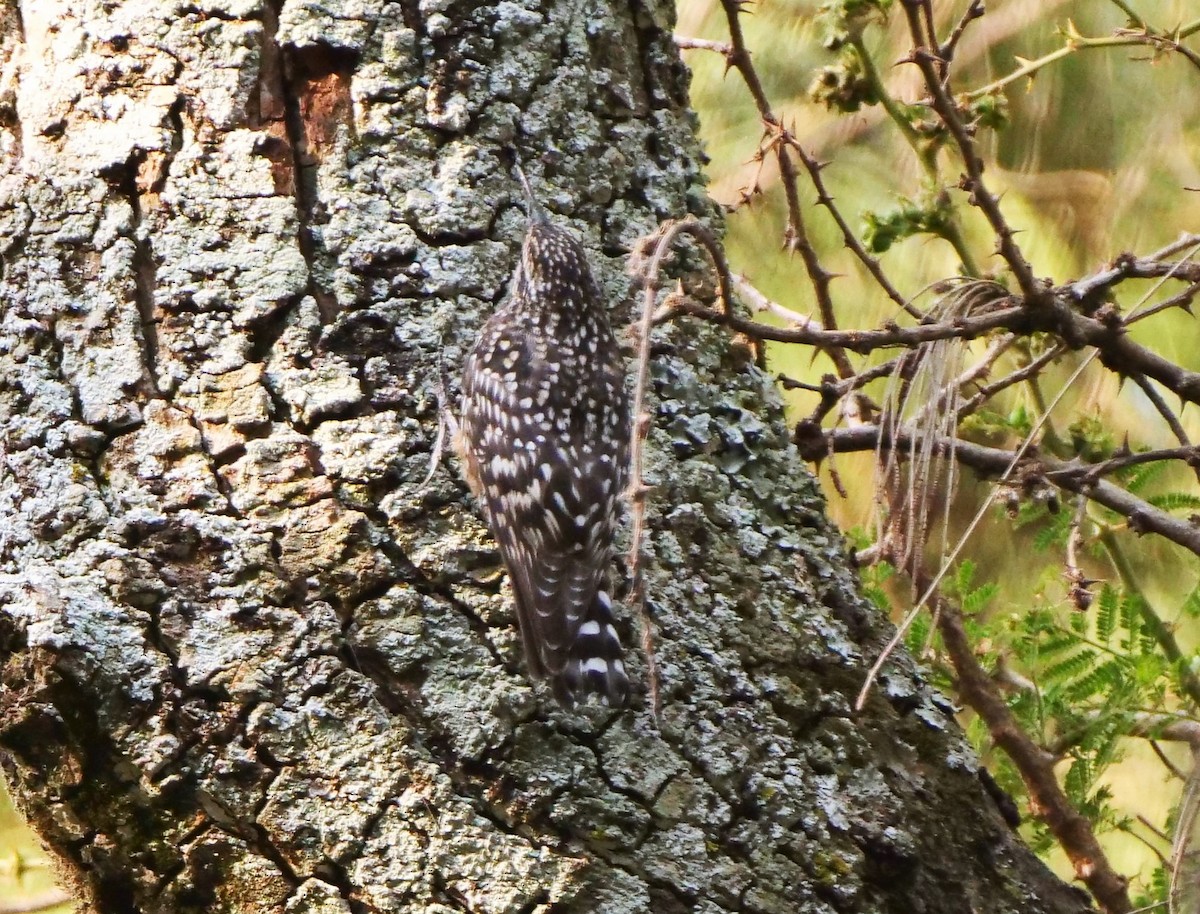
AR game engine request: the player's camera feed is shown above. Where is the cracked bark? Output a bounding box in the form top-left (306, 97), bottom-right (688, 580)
top-left (0, 1), bottom-right (1094, 913)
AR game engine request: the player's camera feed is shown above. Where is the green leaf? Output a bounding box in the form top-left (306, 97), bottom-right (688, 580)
top-left (963, 582), bottom-right (1000, 614)
top-left (1123, 459), bottom-right (1168, 493)
top-left (1095, 583), bottom-right (1119, 643)
top-left (1182, 583), bottom-right (1200, 619)
top-left (1031, 632), bottom-right (1083, 659)
top-left (1119, 592), bottom-right (1145, 649)
top-left (1041, 648), bottom-right (1098, 688)
top-left (953, 559), bottom-right (977, 596)
top-left (1146, 491), bottom-right (1200, 512)
top-left (1062, 657), bottom-right (1130, 703)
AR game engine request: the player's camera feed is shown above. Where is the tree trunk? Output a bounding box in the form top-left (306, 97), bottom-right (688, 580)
top-left (0, 1), bottom-right (1092, 912)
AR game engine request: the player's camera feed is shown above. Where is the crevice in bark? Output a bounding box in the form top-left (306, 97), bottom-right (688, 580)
top-left (395, 0), bottom-right (426, 60)
top-left (644, 878), bottom-right (697, 914)
top-left (309, 860), bottom-right (370, 914)
top-left (431, 869), bottom-right (473, 913)
top-left (267, 1), bottom-right (358, 326)
top-left (246, 295), bottom-right (305, 373)
top-left (407, 221), bottom-right (493, 249)
top-left (7, 0), bottom-right (24, 42)
top-left (621, 0), bottom-right (660, 116)
top-left (174, 5), bottom-right (248, 23)
top-left (104, 117), bottom-right (178, 401)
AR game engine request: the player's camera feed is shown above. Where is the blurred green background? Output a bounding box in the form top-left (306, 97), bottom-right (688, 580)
top-left (2, 0), bottom-right (1198, 909)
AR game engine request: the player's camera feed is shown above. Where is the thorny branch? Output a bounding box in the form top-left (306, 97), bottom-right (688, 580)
top-left (716, 0), bottom-right (859, 382)
top-left (672, 2), bottom-right (1200, 910)
top-left (936, 594), bottom-right (1134, 914)
top-left (626, 216), bottom-right (735, 721)
top-left (805, 426), bottom-right (1200, 558)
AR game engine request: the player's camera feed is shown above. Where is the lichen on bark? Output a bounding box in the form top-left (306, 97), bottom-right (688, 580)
top-left (0, 0), bottom-right (1093, 912)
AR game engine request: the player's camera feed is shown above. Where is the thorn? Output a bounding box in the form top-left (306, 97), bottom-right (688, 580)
top-left (421, 337), bottom-right (460, 488)
top-left (421, 413), bottom-right (448, 488)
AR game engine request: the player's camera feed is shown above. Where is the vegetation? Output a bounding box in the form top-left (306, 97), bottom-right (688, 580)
top-left (676, 1), bottom-right (1200, 911)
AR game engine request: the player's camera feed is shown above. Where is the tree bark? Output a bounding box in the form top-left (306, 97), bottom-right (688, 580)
top-left (0, 0), bottom-right (1093, 912)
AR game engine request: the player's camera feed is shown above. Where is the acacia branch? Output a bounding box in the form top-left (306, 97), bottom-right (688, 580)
top-left (812, 425), bottom-right (1200, 557)
top-left (783, 135), bottom-right (919, 318)
top-left (900, 1), bottom-right (1043, 301)
top-left (1129, 373), bottom-right (1200, 484)
top-left (936, 597), bottom-right (1134, 914)
top-left (716, 0), bottom-right (856, 381)
top-left (959, 343), bottom-right (1068, 417)
top-left (673, 35), bottom-right (734, 56)
top-left (940, 0), bottom-right (986, 66)
top-left (667, 285), bottom-right (1200, 407)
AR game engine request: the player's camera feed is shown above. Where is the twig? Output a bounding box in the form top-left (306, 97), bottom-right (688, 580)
top-left (626, 216), bottom-right (735, 719)
top-left (959, 342), bottom-right (1067, 417)
top-left (1150, 739), bottom-right (1188, 781)
top-left (673, 35), bottom-right (734, 56)
top-left (717, 0), bottom-right (857, 381)
top-left (783, 136), bottom-right (920, 318)
top-left (1171, 745), bottom-right (1200, 914)
top-left (666, 290), bottom-right (1200, 409)
top-left (1124, 281), bottom-right (1200, 325)
top-left (900, 0), bottom-right (1043, 302)
top-left (1064, 494), bottom-right (1094, 611)
top-left (665, 295), bottom-right (1022, 349)
top-left (1070, 251), bottom-right (1200, 307)
top-left (1124, 818), bottom-right (1171, 868)
top-left (731, 273), bottom-right (819, 329)
top-left (1126, 715), bottom-right (1200, 746)
top-left (940, 0), bottom-right (986, 65)
top-left (1129, 374), bottom-right (1200, 484)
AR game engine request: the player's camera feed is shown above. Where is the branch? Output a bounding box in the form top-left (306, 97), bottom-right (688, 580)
top-left (940, 0), bottom-right (986, 66)
top-left (900, 1), bottom-right (1043, 301)
top-left (673, 35), bottom-right (734, 56)
top-left (716, 0), bottom-right (857, 380)
top-left (667, 286), bottom-right (1200, 408)
top-left (937, 599), bottom-right (1134, 914)
top-left (783, 136), bottom-right (921, 318)
top-left (816, 425), bottom-right (1200, 558)
top-left (1128, 373), bottom-right (1200, 484)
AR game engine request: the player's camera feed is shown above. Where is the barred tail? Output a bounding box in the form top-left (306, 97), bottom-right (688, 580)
top-left (552, 590), bottom-right (629, 708)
